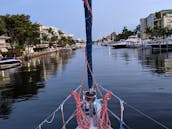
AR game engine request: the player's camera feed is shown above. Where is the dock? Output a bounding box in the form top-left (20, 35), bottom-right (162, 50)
top-left (150, 43), bottom-right (172, 53)
top-left (23, 48), bottom-right (72, 61)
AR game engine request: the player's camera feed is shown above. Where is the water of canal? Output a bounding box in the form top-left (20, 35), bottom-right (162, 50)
top-left (0, 46), bottom-right (172, 129)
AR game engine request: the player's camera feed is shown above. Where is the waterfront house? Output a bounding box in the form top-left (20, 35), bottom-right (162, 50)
top-left (0, 35), bottom-right (11, 54)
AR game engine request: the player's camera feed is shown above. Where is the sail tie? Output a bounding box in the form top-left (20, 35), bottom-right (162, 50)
top-left (96, 92), bottom-right (112, 129)
top-left (71, 91), bottom-right (91, 129)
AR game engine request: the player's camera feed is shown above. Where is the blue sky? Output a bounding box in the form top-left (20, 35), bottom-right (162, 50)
top-left (0, 0), bottom-right (172, 40)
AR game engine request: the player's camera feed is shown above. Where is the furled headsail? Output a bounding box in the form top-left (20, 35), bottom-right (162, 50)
top-left (83, 0), bottom-right (93, 89)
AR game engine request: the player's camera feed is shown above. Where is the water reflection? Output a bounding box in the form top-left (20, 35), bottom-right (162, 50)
top-left (0, 50), bottom-right (74, 119)
top-left (111, 48), bottom-right (138, 62)
top-left (138, 49), bottom-right (172, 74)
top-left (164, 59), bottom-right (172, 73)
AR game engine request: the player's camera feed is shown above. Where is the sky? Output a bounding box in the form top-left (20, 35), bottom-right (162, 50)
top-left (0, 0), bottom-right (172, 40)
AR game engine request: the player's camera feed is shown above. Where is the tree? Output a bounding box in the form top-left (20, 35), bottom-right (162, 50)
top-left (24, 23), bottom-right (40, 46)
top-left (57, 36), bottom-right (75, 47)
top-left (155, 12), bottom-right (161, 19)
top-left (51, 35), bottom-right (58, 43)
top-left (146, 27), bottom-right (171, 39)
top-left (0, 14), bottom-right (40, 48)
top-left (134, 25), bottom-right (140, 33)
top-left (48, 27), bottom-right (53, 34)
top-left (117, 27), bottom-right (134, 40)
top-left (0, 17), bottom-right (7, 35)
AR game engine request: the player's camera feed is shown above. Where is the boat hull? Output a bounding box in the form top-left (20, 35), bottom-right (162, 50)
top-left (0, 58), bottom-right (22, 70)
top-left (112, 44), bottom-right (127, 49)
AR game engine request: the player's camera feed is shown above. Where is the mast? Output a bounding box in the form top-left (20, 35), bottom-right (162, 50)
top-left (83, 0), bottom-right (93, 89)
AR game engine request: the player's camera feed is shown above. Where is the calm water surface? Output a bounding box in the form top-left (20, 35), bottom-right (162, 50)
top-left (0, 46), bottom-right (172, 129)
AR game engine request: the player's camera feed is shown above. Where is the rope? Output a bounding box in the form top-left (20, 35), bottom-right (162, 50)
top-left (96, 92), bottom-right (112, 129)
top-left (108, 109), bottom-right (132, 129)
top-left (35, 86), bottom-right (81, 129)
top-left (84, 47), bottom-right (103, 97)
top-left (37, 106), bottom-right (61, 129)
top-left (71, 91), bottom-right (91, 129)
top-left (125, 103), bottom-right (169, 129)
top-left (35, 78), bottom-right (169, 129)
top-left (62, 110), bottom-right (76, 129)
top-left (120, 100), bottom-right (124, 122)
top-left (35, 39), bottom-right (169, 129)
top-left (99, 85), bottom-right (170, 129)
top-left (119, 100), bottom-right (125, 129)
top-left (99, 85), bottom-right (122, 101)
top-left (61, 105), bottom-right (66, 129)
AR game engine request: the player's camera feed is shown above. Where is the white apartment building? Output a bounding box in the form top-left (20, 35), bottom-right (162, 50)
top-left (162, 12), bottom-right (172, 29)
top-left (140, 9), bottom-right (172, 39)
top-left (147, 13), bottom-right (155, 29)
top-left (140, 18), bottom-right (147, 39)
top-left (39, 25), bottom-right (60, 43)
top-left (140, 18), bottom-right (147, 32)
top-left (0, 36), bottom-right (10, 53)
top-left (39, 25), bottom-right (72, 44)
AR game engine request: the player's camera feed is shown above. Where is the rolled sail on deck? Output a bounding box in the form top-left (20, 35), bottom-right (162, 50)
top-left (83, 0), bottom-right (93, 89)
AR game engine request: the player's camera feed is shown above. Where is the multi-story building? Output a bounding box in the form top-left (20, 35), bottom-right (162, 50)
top-left (39, 25), bottom-right (60, 44)
top-left (140, 18), bottom-right (147, 39)
top-left (140, 9), bottom-right (172, 39)
top-left (161, 10), bottom-right (172, 29)
top-left (36, 25), bottom-right (62, 49)
top-left (147, 13), bottom-right (155, 29)
top-left (38, 25), bottom-right (75, 49)
top-left (39, 25), bottom-right (73, 43)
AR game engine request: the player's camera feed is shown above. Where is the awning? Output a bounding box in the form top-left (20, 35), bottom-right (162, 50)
top-left (0, 48), bottom-right (8, 52)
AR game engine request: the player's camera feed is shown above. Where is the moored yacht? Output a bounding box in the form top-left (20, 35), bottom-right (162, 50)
top-left (0, 57), bottom-right (22, 70)
top-left (112, 40), bottom-right (127, 49)
top-left (125, 35), bottom-right (141, 48)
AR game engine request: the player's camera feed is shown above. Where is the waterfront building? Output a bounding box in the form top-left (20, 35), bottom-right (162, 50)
top-left (147, 13), bottom-right (155, 29)
top-left (0, 35), bottom-right (11, 53)
top-left (96, 32), bottom-right (117, 44)
top-left (39, 25), bottom-right (60, 44)
top-left (140, 18), bottom-right (147, 39)
top-left (140, 9), bottom-right (172, 39)
top-left (39, 25), bottom-right (75, 46)
top-left (161, 10), bottom-right (172, 29)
